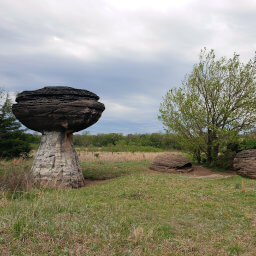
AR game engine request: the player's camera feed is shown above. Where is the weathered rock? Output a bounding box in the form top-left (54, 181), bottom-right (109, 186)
top-left (12, 86), bottom-right (105, 133)
top-left (32, 131), bottom-right (85, 188)
top-left (233, 149), bottom-right (256, 179)
top-left (12, 86), bottom-right (105, 188)
top-left (150, 152), bottom-right (193, 173)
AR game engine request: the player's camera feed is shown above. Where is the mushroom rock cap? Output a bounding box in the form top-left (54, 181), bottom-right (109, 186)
top-left (12, 86), bottom-right (105, 133)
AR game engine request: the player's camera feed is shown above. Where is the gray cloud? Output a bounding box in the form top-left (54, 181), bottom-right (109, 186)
top-left (0, 0), bottom-right (255, 133)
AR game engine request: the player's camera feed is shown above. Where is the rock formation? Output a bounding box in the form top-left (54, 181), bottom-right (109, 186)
top-left (12, 86), bottom-right (105, 188)
top-left (233, 149), bottom-right (256, 179)
top-left (150, 152), bottom-right (193, 173)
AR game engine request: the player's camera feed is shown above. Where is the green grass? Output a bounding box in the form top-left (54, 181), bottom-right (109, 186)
top-left (1, 162), bottom-right (256, 255)
top-left (81, 160), bottom-right (149, 180)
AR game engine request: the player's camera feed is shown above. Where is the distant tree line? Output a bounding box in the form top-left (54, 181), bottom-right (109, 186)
top-left (73, 132), bottom-right (182, 152)
top-left (73, 131), bottom-right (256, 159)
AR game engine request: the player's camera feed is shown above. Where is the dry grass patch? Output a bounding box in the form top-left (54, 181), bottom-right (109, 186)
top-left (0, 158), bottom-right (34, 192)
top-left (77, 151), bottom-right (162, 162)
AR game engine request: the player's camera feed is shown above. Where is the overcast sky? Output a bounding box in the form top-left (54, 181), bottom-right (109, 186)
top-left (1, 0), bottom-right (256, 134)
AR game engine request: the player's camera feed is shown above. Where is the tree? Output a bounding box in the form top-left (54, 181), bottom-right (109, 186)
top-left (0, 92), bottom-right (32, 158)
top-left (159, 48), bottom-right (256, 164)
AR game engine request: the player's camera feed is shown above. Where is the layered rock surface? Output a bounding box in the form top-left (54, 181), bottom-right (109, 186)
top-left (12, 86), bottom-right (105, 188)
top-left (233, 149), bottom-right (256, 179)
top-left (150, 152), bottom-right (193, 173)
top-left (12, 86), bottom-right (105, 133)
top-left (32, 131), bottom-right (85, 188)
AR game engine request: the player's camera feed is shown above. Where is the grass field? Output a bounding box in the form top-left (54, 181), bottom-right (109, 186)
top-left (0, 154), bottom-right (256, 255)
top-left (82, 161), bottom-right (149, 180)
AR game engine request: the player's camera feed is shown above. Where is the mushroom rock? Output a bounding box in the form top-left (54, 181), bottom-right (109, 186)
top-left (233, 149), bottom-right (256, 179)
top-left (150, 152), bottom-right (193, 173)
top-left (12, 86), bottom-right (105, 188)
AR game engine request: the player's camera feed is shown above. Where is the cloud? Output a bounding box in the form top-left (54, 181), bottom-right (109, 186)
top-left (1, 0), bottom-right (254, 62)
top-left (103, 100), bottom-right (137, 120)
top-left (102, 94), bottom-right (159, 122)
top-left (0, 0), bottom-right (256, 133)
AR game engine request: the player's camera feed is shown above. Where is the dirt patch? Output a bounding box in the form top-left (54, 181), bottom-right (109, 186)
top-left (188, 166), bottom-right (236, 178)
top-left (147, 165), bottom-right (236, 178)
top-left (84, 179), bottom-right (110, 186)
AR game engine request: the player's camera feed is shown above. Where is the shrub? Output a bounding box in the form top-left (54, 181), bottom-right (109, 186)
top-left (214, 150), bottom-right (236, 170)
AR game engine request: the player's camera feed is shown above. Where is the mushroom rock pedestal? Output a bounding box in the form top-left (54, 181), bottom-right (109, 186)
top-left (12, 86), bottom-right (105, 188)
top-left (32, 131), bottom-right (84, 188)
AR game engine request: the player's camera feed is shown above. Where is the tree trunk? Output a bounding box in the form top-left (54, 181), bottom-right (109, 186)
top-left (206, 129), bottom-right (213, 164)
top-left (194, 148), bottom-right (201, 164)
top-left (213, 143), bottom-right (219, 162)
top-left (31, 131), bottom-right (85, 188)
top-left (212, 130), bottom-right (219, 163)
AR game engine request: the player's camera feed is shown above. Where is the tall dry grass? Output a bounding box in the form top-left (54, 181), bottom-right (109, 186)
top-left (0, 158), bottom-right (34, 192)
top-left (30, 150), bottom-right (165, 163)
top-left (76, 151), bottom-right (164, 162)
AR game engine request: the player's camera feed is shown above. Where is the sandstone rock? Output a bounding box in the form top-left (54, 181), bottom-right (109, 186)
top-left (12, 86), bottom-right (105, 188)
top-left (12, 86), bottom-right (105, 133)
top-left (150, 152), bottom-right (193, 173)
top-left (233, 149), bottom-right (256, 179)
top-left (31, 131), bottom-right (85, 188)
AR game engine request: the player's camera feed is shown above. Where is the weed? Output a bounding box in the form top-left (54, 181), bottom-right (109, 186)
top-left (13, 217), bottom-right (26, 237)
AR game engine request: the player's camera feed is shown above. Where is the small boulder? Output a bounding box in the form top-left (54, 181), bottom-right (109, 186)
top-left (151, 152), bottom-right (193, 173)
top-left (233, 149), bottom-right (256, 179)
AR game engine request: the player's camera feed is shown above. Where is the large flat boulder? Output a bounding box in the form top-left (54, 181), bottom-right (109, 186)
top-left (150, 152), bottom-right (193, 173)
top-left (233, 149), bottom-right (256, 179)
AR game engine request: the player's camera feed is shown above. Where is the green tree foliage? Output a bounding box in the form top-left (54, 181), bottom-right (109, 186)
top-left (159, 48), bottom-right (256, 164)
top-left (0, 92), bottom-right (32, 158)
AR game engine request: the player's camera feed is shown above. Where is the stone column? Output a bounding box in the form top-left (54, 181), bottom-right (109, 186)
top-left (31, 131), bottom-right (85, 188)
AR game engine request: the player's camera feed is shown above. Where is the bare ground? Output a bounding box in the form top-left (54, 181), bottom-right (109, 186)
top-left (148, 165), bottom-right (236, 178)
top-left (186, 165), bottom-right (236, 178)
top-left (84, 178), bottom-right (110, 186)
